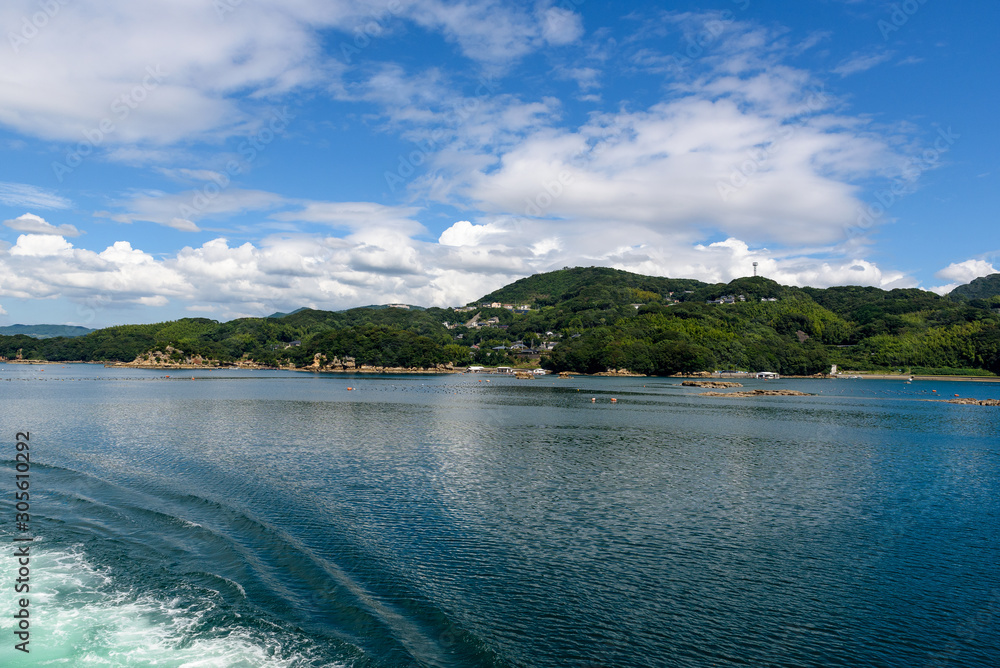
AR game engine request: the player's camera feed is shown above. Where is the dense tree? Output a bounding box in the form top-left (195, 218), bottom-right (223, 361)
top-left (2, 267), bottom-right (998, 376)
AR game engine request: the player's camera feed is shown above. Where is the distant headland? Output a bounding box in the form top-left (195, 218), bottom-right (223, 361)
top-left (2, 267), bottom-right (999, 378)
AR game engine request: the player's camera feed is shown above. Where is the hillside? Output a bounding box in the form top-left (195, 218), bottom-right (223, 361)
top-left (949, 273), bottom-right (1000, 301)
top-left (1, 267), bottom-right (999, 376)
top-left (475, 266), bottom-right (706, 306)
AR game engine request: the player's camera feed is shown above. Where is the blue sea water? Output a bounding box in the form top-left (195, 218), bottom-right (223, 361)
top-left (1, 363), bottom-right (999, 666)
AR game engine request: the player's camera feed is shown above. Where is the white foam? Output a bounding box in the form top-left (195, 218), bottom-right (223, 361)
top-left (1, 544), bottom-right (346, 667)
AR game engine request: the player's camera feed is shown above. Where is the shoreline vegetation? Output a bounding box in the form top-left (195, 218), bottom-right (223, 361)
top-left (2, 267), bottom-right (1000, 380)
top-left (4, 360), bottom-right (999, 384)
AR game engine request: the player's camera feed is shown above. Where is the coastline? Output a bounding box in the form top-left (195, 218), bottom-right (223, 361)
top-left (2, 360), bottom-right (998, 381)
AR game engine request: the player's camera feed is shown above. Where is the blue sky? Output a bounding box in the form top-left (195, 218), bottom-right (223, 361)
top-left (0, 0), bottom-right (997, 327)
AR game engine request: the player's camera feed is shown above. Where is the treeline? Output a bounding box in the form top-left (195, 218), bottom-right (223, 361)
top-left (0, 308), bottom-right (471, 369)
top-left (2, 268), bottom-right (1000, 376)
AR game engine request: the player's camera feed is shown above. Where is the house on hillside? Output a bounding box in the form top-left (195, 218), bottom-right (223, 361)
top-left (708, 294), bottom-right (746, 305)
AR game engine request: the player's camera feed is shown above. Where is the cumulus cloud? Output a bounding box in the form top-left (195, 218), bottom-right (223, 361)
top-left (928, 259), bottom-right (998, 294)
top-left (0, 219), bottom-right (919, 323)
top-left (356, 16), bottom-right (924, 252)
top-left (454, 90), bottom-right (900, 246)
top-left (3, 213), bottom-right (81, 237)
top-left (0, 7), bottom-right (941, 321)
top-left (936, 259), bottom-right (997, 283)
top-left (438, 220), bottom-right (507, 246)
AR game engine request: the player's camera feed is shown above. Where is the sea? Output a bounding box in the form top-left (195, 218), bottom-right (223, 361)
top-left (1, 363), bottom-right (999, 667)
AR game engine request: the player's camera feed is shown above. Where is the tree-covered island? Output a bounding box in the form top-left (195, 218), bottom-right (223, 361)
top-left (2, 267), bottom-right (1000, 377)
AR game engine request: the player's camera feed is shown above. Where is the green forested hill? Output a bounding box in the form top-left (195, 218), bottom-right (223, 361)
top-left (949, 273), bottom-right (1000, 301)
top-left (476, 266), bottom-right (706, 306)
top-left (2, 267), bottom-right (999, 376)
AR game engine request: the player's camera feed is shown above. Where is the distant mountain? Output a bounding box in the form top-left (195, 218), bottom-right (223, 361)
top-left (266, 307), bottom-right (310, 319)
top-left (0, 324), bottom-right (94, 339)
top-left (355, 304), bottom-right (426, 311)
top-left (267, 305), bottom-right (425, 318)
top-left (949, 273), bottom-right (1000, 301)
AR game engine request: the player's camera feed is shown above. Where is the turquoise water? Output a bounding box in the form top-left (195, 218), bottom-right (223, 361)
top-left (1, 364), bottom-right (999, 666)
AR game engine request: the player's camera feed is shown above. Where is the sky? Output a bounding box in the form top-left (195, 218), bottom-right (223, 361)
top-left (0, 0), bottom-right (998, 328)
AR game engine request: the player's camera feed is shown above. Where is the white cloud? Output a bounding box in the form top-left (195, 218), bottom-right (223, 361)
top-left (339, 15), bottom-right (923, 254)
top-left (3, 213), bottom-right (81, 237)
top-left (454, 90), bottom-right (901, 246)
top-left (0, 235), bottom-right (188, 304)
top-left (0, 7), bottom-right (944, 320)
top-left (0, 221), bottom-right (918, 322)
top-left (0, 304), bottom-right (6, 315)
top-left (555, 66), bottom-right (601, 92)
top-left (438, 220), bottom-right (506, 246)
top-left (406, 0), bottom-right (583, 65)
top-left (105, 187), bottom-right (288, 231)
top-left (8, 234), bottom-right (75, 257)
top-left (0, 182), bottom-right (72, 209)
top-left (936, 259), bottom-right (997, 283)
top-left (274, 201), bottom-right (425, 235)
top-left (0, 0), bottom-right (581, 146)
top-left (928, 259), bottom-right (997, 294)
top-left (540, 7), bottom-right (585, 46)
top-left (832, 51), bottom-right (894, 77)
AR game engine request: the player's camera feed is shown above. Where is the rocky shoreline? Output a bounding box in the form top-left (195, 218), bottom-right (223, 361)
top-left (681, 381), bottom-right (743, 388)
top-left (944, 398), bottom-right (1000, 406)
top-left (700, 389), bottom-right (814, 398)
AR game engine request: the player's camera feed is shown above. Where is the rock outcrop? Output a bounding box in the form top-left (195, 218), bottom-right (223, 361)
top-left (700, 389), bottom-right (814, 397)
top-left (595, 368), bottom-right (646, 376)
top-left (112, 346), bottom-right (219, 368)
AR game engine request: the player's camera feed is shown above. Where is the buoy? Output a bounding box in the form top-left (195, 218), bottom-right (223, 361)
top-left (954, 394), bottom-right (959, 397)
top-left (591, 398), bottom-right (596, 402)
top-left (347, 387), bottom-right (353, 391)
top-left (610, 398), bottom-right (617, 403)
